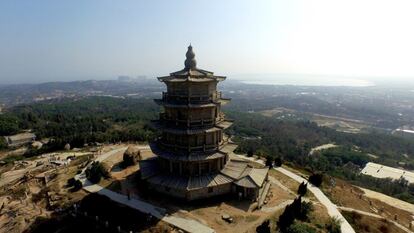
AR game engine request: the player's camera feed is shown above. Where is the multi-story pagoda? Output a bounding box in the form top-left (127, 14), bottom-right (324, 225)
top-left (140, 46), bottom-right (269, 201)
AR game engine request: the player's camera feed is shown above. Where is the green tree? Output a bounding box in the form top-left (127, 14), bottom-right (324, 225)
top-left (278, 204), bottom-right (295, 231)
top-left (297, 182), bottom-right (307, 196)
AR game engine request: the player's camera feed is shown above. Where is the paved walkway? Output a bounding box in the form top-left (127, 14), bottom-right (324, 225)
top-left (233, 154), bottom-right (356, 233)
top-left (76, 147), bottom-right (215, 233)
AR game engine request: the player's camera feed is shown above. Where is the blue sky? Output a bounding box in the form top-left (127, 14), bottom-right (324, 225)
top-left (0, 0), bottom-right (413, 84)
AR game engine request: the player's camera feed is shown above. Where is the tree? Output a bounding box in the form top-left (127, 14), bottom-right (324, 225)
top-left (86, 161), bottom-right (109, 183)
top-left (256, 219), bottom-right (271, 233)
top-left (247, 148), bottom-right (254, 157)
top-left (274, 157), bottom-right (282, 167)
top-left (278, 204), bottom-right (295, 231)
top-left (309, 173), bottom-right (323, 187)
top-left (297, 182), bottom-right (307, 196)
top-left (265, 156), bottom-right (273, 168)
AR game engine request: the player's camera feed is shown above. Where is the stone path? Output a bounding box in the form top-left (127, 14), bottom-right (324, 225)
top-left (76, 147), bottom-right (215, 233)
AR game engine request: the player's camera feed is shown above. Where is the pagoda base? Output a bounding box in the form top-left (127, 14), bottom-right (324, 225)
top-left (146, 173), bottom-right (233, 200)
top-left (139, 156), bottom-right (270, 201)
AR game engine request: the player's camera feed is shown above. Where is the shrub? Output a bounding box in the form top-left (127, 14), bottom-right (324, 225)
top-left (325, 217), bottom-right (341, 233)
top-left (286, 222), bottom-right (317, 233)
top-left (0, 137), bottom-right (7, 150)
top-left (67, 178), bottom-right (76, 187)
top-left (85, 161), bottom-right (109, 183)
top-left (256, 219), bottom-right (271, 233)
top-left (297, 201), bottom-right (313, 221)
top-left (309, 173), bottom-right (323, 187)
top-left (247, 148), bottom-right (254, 157)
top-left (121, 148), bottom-right (137, 168)
top-left (265, 156), bottom-right (273, 168)
top-left (274, 157), bottom-right (282, 167)
top-left (72, 180), bottom-right (83, 192)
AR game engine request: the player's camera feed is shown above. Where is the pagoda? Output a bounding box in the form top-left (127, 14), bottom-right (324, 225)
top-left (140, 45), bottom-right (269, 201)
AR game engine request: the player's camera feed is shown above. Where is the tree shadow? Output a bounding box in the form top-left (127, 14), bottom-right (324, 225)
top-left (24, 193), bottom-right (163, 233)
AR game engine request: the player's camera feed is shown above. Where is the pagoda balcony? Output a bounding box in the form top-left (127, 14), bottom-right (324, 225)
top-left (158, 137), bottom-right (229, 154)
top-left (159, 113), bottom-right (226, 129)
top-left (161, 91), bottom-right (223, 104)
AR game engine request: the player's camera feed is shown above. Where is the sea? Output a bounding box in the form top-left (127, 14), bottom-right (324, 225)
top-left (231, 74), bottom-right (375, 87)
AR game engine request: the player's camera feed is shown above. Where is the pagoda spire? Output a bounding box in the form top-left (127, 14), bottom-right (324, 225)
top-left (184, 44), bottom-right (197, 70)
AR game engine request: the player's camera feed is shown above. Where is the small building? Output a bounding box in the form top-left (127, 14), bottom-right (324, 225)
top-left (4, 132), bottom-right (36, 147)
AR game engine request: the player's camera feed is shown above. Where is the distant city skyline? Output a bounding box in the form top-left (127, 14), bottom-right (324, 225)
top-left (1, 0), bottom-right (414, 84)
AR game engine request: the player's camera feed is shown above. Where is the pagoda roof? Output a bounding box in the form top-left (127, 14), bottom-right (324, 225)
top-left (157, 45), bottom-right (226, 82)
top-left (144, 172), bottom-right (234, 190)
top-left (149, 142), bottom-right (227, 161)
top-left (158, 75), bottom-right (226, 83)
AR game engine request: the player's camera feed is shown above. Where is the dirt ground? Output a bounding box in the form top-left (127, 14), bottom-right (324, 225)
top-left (342, 211), bottom-right (408, 233)
top-left (325, 178), bottom-right (414, 230)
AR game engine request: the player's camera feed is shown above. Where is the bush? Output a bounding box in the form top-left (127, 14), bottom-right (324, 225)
top-left (278, 197), bottom-right (314, 232)
top-left (121, 148), bottom-right (137, 168)
top-left (309, 173), bottom-right (323, 187)
top-left (67, 178), bottom-right (76, 187)
top-left (274, 157), bottom-right (282, 167)
top-left (85, 161), bottom-right (109, 183)
top-left (286, 222), bottom-right (317, 233)
top-left (247, 148), bottom-right (254, 157)
top-left (325, 217), bottom-right (341, 233)
top-left (72, 180), bottom-right (83, 192)
top-left (297, 182), bottom-right (307, 196)
top-left (256, 219), bottom-right (271, 233)
top-left (0, 137), bottom-right (7, 150)
top-left (297, 201), bottom-right (313, 221)
top-left (265, 156), bottom-right (273, 168)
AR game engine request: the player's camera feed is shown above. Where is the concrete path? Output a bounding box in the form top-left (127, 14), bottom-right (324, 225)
top-left (233, 154), bottom-right (356, 233)
top-left (76, 147), bottom-right (215, 233)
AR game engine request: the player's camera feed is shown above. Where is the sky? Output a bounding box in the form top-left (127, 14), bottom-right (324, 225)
top-left (0, 0), bottom-right (414, 84)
